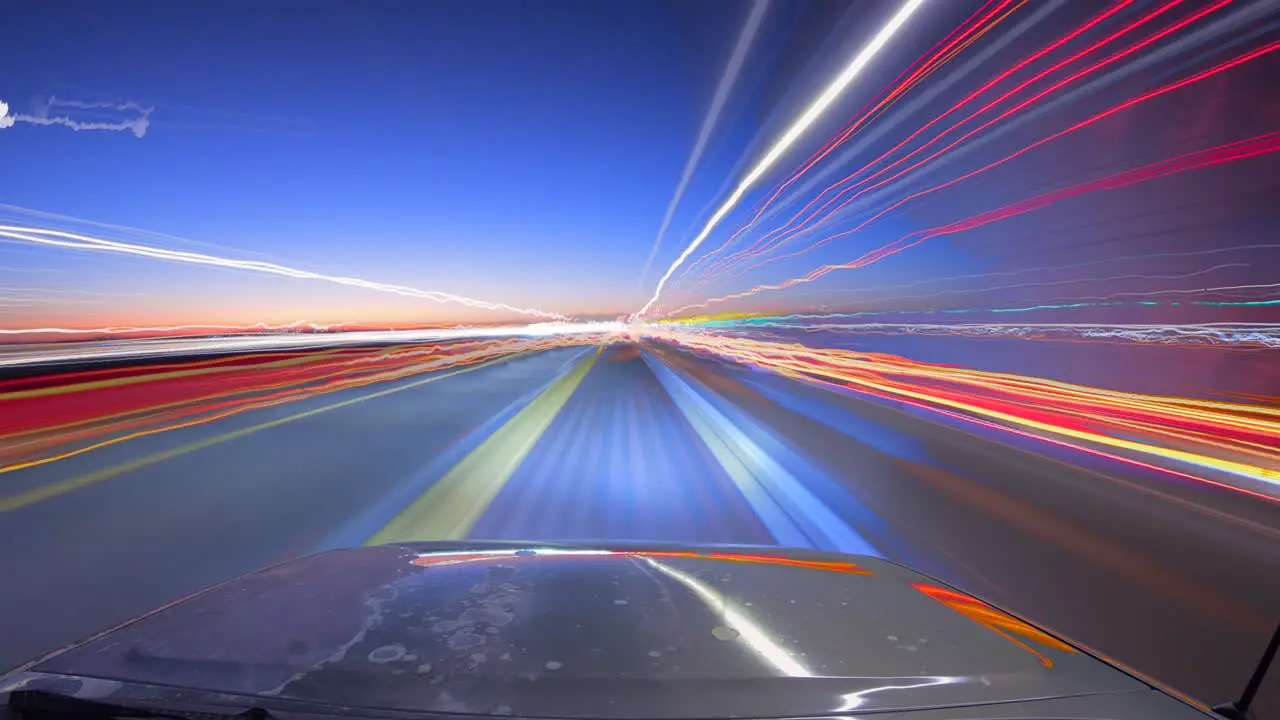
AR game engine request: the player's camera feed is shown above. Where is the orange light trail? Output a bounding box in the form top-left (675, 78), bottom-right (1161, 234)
top-left (0, 335), bottom-right (602, 474)
top-left (911, 582), bottom-right (1078, 667)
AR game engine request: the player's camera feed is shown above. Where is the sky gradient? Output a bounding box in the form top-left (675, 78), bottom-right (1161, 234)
top-left (2, 0), bottom-right (766, 324)
top-left (1, 0), bottom-right (1277, 335)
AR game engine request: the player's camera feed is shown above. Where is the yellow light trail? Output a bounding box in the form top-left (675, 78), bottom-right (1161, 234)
top-left (643, 329), bottom-right (1280, 492)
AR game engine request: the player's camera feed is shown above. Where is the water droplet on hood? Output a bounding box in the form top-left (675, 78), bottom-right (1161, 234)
top-left (711, 626), bottom-right (740, 641)
top-left (368, 645), bottom-right (406, 664)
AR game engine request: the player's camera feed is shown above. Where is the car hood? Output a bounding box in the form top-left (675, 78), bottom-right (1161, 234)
top-left (7, 541), bottom-right (1161, 718)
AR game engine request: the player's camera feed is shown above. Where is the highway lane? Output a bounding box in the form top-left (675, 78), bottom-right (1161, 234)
top-left (0, 347), bottom-right (587, 672)
top-left (470, 345), bottom-right (773, 543)
top-left (1, 340), bottom-right (1277, 715)
top-left (655, 343), bottom-right (1280, 716)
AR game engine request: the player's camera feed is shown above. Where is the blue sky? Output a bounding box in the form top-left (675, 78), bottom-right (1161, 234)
top-left (3, 0), bottom-right (1274, 331)
top-left (1, 0), bottom-right (779, 323)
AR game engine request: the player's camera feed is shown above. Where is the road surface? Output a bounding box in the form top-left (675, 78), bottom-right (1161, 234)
top-left (1, 342), bottom-right (1277, 715)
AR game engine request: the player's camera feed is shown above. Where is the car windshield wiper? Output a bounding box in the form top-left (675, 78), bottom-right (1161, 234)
top-left (7, 689), bottom-right (273, 720)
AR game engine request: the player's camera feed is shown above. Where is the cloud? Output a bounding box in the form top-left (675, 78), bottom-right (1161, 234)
top-left (0, 94), bottom-right (154, 138)
top-left (47, 96), bottom-right (151, 113)
top-left (15, 113), bottom-right (152, 138)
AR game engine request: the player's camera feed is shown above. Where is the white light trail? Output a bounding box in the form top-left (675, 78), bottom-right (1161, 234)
top-left (723, 318), bottom-right (1280, 348)
top-left (0, 320), bottom-right (623, 339)
top-left (0, 321), bottom-right (625, 368)
top-left (0, 320), bottom-right (343, 336)
top-left (0, 224), bottom-right (566, 320)
top-left (642, 557), bottom-right (810, 677)
top-left (638, 0), bottom-right (769, 287)
top-left (837, 676), bottom-right (961, 710)
top-left (634, 0), bottom-right (927, 319)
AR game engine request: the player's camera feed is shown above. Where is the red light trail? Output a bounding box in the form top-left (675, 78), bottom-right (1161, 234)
top-left (0, 335), bottom-right (602, 475)
top-left (665, 124), bottom-right (1280, 315)
top-left (688, 0), bottom-right (1137, 282)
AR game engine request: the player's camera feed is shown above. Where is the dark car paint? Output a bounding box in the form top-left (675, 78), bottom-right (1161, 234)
top-left (0, 540), bottom-right (1214, 719)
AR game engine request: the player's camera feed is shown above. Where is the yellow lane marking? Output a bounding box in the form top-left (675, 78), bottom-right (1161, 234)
top-left (0, 352), bottom-right (535, 513)
top-left (366, 351), bottom-right (599, 544)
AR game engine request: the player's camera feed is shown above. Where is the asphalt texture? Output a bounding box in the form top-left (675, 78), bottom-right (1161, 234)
top-left (2, 343), bottom-right (1277, 716)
